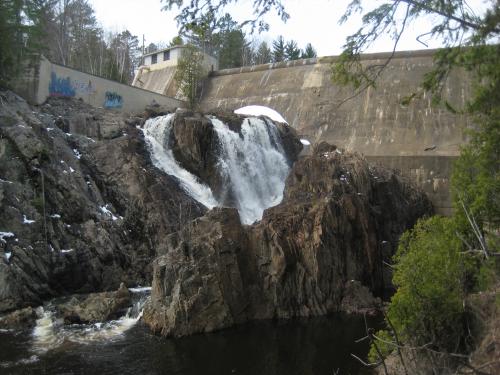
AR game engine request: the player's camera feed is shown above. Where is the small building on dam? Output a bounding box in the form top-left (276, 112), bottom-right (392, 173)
top-left (132, 45), bottom-right (218, 97)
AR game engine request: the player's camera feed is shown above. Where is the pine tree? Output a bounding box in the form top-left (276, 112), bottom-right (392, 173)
top-left (255, 41), bottom-right (272, 65)
top-left (285, 40), bottom-right (301, 60)
top-left (272, 35), bottom-right (285, 63)
top-left (218, 29), bottom-right (246, 69)
top-left (0, 0), bottom-right (46, 86)
top-left (301, 43), bottom-right (317, 59)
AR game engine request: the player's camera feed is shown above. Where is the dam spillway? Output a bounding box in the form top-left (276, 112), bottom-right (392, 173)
top-left (199, 49), bottom-right (471, 215)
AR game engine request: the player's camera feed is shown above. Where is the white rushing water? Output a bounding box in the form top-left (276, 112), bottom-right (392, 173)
top-left (211, 117), bottom-right (289, 224)
top-left (143, 114), bottom-right (290, 224)
top-left (143, 114), bottom-right (218, 209)
top-left (31, 291), bottom-right (149, 354)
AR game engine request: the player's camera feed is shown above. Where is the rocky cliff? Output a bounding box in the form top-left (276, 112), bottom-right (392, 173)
top-left (0, 91), bottom-right (204, 313)
top-left (1, 90), bottom-right (432, 338)
top-left (143, 142), bottom-right (433, 337)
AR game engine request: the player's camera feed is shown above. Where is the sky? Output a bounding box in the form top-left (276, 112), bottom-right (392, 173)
top-left (88, 0), bottom-right (489, 56)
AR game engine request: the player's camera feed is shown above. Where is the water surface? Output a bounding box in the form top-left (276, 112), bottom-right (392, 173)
top-left (0, 313), bottom-right (380, 375)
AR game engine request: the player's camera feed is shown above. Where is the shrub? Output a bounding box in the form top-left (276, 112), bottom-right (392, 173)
top-left (386, 216), bottom-right (470, 352)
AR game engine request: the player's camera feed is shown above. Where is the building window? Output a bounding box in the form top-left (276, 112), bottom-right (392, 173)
top-left (163, 50), bottom-right (170, 61)
top-left (151, 54), bottom-right (157, 64)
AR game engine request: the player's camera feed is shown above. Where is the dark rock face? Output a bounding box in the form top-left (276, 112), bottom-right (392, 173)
top-left (144, 146), bottom-right (433, 337)
top-left (0, 91), bottom-right (204, 313)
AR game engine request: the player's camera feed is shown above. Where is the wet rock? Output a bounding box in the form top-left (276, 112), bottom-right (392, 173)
top-left (340, 280), bottom-right (382, 315)
top-left (57, 283), bottom-right (132, 324)
top-left (0, 307), bottom-right (37, 329)
top-left (144, 147), bottom-right (433, 337)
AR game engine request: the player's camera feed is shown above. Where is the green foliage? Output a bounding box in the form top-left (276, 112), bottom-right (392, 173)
top-left (161, 0), bottom-right (289, 33)
top-left (255, 41), bottom-right (272, 64)
top-left (272, 35), bottom-right (286, 62)
top-left (368, 329), bottom-right (395, 363)
top-left (169, 35), bottom-right (184, 46)
top-left (332, 1), bottom-right (499, 102)
top-left (1, 0), bottom-right (142, 86)
top-left (218, 29), bottom-right (247, 69)
top-left (174, 44), bottom-right (205, 109)
top-left (284, 40), bottom-right (300, 60)
top-left (0, 0), bottom-right (46, 86)
top-left (449, 45), bottom-right (500, 230)
top-left (301, 43), bottom-right (317, 59)
top-left (475, 258), bottom-right (499, 292)
top-left (387, 216), bottom-right (469, 351)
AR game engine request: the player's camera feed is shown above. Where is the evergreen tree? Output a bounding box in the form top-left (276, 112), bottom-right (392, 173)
top-left (255, 41), bottom-right (272, 65)
top-left (301, 43), bottom-right (317, 58)
top-left (218, 29), bottom-right (246, 69)
top-left (285, 40), bottom-right (301, 60)
top-left (0, 0), bottom-right (47, 86)
top-left (272, 35), bottom-right (285, 63)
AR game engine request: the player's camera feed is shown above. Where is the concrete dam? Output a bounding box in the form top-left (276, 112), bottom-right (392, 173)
top-left (14, 49), bottom-right (471, 215)
top-left (199, 49), bottom-right (472, 215)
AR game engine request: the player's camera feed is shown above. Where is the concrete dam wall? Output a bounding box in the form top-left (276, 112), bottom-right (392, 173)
top-left (200, 49), bottom-right (473, 215)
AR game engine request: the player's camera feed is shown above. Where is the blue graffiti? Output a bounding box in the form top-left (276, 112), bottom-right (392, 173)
top-left (104, 91), bottom-right (123, 108)
top-left (49, 72), bottom-right (75, 97)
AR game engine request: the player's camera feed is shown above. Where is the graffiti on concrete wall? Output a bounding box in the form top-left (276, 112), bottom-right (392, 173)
top-left (48, 71), bottom-right (128, 110)
top-left (72, 79), bottom-right (96, 95)
top-left (104, 91), bottom-right (123, 108)
top-left (49, 72), bottom-right (97, 97)
top-left (49, 72), bottom-right (75, 97)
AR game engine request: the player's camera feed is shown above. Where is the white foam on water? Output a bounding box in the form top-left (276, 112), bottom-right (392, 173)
top-left (0, 355), bottom-right (40, 368)
top-left (32, 308), bottom-right (62, 353)
top-left (31, 293), bottom-right (149, 352)
top-left (129, 286), bottom-right (152, 293)
top-left (143, 114), bottom-right (218, 209)
top-left (211, 117), bottom-right (290, 224)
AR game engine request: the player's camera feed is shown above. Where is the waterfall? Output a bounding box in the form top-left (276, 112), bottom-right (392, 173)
top-left (143, 114), bottom-right (290, 224)
top-left (211, 117), bottom-right (289, 224)
top-left (142, 114), bottom-right (218, 209)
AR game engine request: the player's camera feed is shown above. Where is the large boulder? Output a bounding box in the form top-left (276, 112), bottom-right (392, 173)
top-left (143, 145), bottom-right (433, 337)
top-left (56, 283), bottom-right (132, 324)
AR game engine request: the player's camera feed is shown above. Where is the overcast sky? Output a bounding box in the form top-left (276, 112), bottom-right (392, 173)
top-left (89, 0), bottom-right (488, 56)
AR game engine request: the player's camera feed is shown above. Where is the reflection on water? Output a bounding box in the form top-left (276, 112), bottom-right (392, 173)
top-left (0, 313), bottom-right (381, 375)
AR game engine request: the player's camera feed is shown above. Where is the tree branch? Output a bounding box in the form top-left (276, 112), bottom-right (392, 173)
top-left (398, 0), bottom-right (483, 30)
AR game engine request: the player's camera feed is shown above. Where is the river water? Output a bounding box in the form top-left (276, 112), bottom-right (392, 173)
top-left (0, 313), bottom-right (380, 375)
